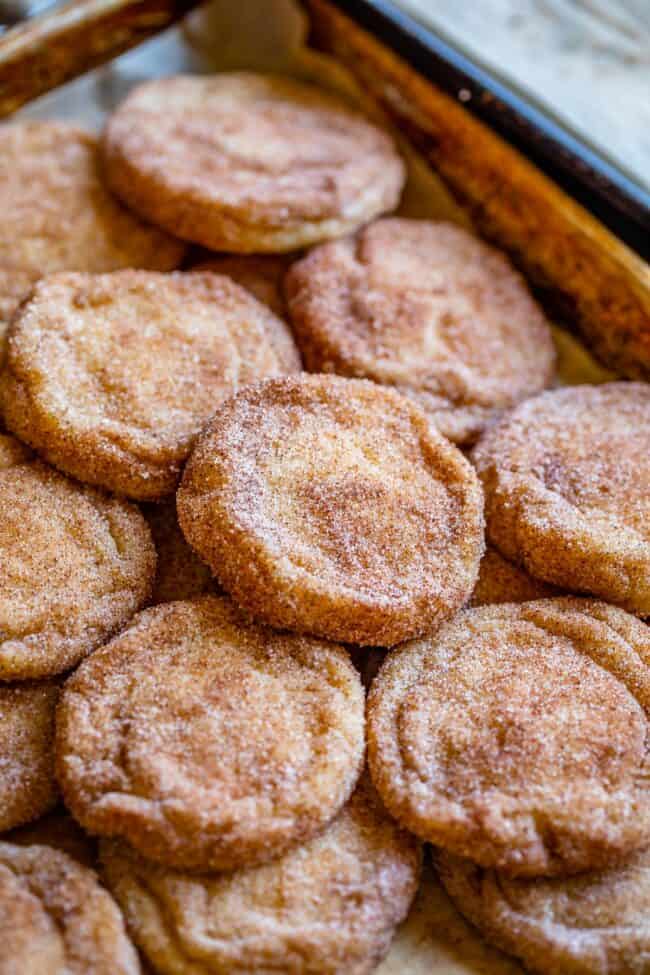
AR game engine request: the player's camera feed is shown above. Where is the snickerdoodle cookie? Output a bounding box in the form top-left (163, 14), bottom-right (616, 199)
top-left (0, 270), bottom-right (301, 499)
top-left (472, 383), bottom-right (650, 616)
top-left (285, 219), bottom-right (556, 444)
top-left (0, 433), bottom-right (155, 680)
top-left (0, 681), bottom-right (58, 832)
top-left (437, 848), bottom-right (650, 975)
top-left (101, 779), bottom-right (421, 975)
top-left (368, 598), bottom-right (650, 877)
top-left (102, 73), bottom-right (405, 253)
top-left (178, 375), bottom-right (484, 646)
top-left (57, 595), bottom-right (365, 871)
top-left (143, 502), bottom-right (213, 604)
top-left (470, 546), bottom-right (558, 607)
top-left (0, 122), bottom-right (184, 325)
top-left (0, 842), bottom-right (140, 975)
top-left (194, 254), bottom-right (292, 318)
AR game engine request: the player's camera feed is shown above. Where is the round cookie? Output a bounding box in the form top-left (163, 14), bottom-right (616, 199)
top-left (0, 270), bottom-right (301, 500)
top-left (101, 779), bottom-right (421, 975)
top-left (0, 681), bottom-right (58, 832)
top-left (194, 254), bottom-right (292, 318)
top-left (472, 383), bottom-right (650, 616)
top-left (178, 375), bottom-right (484, 646)
top-left (56, 595), bottom-right (365, 871)
top-left (0, 433), bottom-right (155, 680)
top-left (285, 219), bottom-right (556, 444)
top-left (102, 73), bottom-right (405, 253)
top-left (368, 598), bottom-right (650, 877)
top-left (0, 121), bottom-right (184, 325)
top-left (0, 841), bottom-right (140, 975)
top-left (470, 546), bottom-right (558, 607)
top-left (143, 502), bottom-right (214, 604)
top-left (436, 848), bottom-right (650, 975)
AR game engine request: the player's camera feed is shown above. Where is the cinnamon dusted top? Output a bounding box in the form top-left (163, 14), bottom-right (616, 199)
top-left (285, 219), bottom-right (556, 444)
top-left (102, 73), bottom-right (405, 252)
top-left (101, 779), bottom-right (421, 975)
top-left (0, 842), bottom-right (140, 975)
top-left (0, 434), bottom-right (155, 681)
top-left (369, 598), bottom-right (650, 876)
top-left (57, 595), bottom-right (365, 872)
top-left (472, 382), bottom-right (650, 615)
top-left (178, 375), bottom-right (485, 646)
top-left (0, 122), bottom-right (184, 323)
top-left (0, 270), bottom-right (301, 499)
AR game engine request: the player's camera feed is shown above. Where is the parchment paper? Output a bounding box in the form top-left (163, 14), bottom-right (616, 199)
top-left (14, 3), bottom-right (612, 971)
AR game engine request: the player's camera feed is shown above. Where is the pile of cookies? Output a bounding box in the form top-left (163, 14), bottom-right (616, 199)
top-left (0, 71), bottom-right (648, 975)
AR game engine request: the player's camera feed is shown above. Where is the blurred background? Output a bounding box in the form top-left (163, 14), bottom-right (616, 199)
top-left (2, 0), bottom-right (648, 190)
top-left (397, 0), bottom-right (649, 190)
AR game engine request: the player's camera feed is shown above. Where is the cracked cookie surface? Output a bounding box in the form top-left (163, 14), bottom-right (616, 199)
top-left (0, 681), bottom-right (59, 832)
top-left (285, 219), bottom-right (555, 444)
top-left (101, 779), bottom-right (421, 975)
top-left (368, 598), bottom-right (650, 876)
top-left (178, 375), bottom-right (484, 646)
top-left (57, 595), bottom-right (365, 871)
top-left (0, 434), bottom-right (155, 680)
top-left (437, 847), bottom-right (650, 975)
top-left (102, 73), bottom-right (405, 252)
top-left (0, 841), bottom-right (140, 975)
top-left (472, 382), bottom-right (650, 616)
top-left (0, 270), bottom-right (300, 500)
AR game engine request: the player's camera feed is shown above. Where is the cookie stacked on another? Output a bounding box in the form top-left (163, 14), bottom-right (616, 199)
top-left (0, 430), bottom-right (155, 844)
top-left (177, 374), bottom-right (486, 647)
top-left (0, 75), bottom-right (423, 975)
top-left (0, 122), bottom-right (185, 327)
top-left (102, 73), bottom-right (406, 253)
top-left (284, 218), bottom-right (557, 445)
top-left (1, 64), bottom-right (649, 975)
top-left (0, 269), bottom-right (301, 499)
top-left (472, 382), bottom-right (650, 616)
top-left (367, 598), bottom-right (650, 974)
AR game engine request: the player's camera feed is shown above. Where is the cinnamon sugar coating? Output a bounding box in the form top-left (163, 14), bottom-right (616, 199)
top-left (0, 122), bottom-right (184, 324)
top-left (472, 383), bottom-right (650, 616)
top-left (102, 73), bottom-right (405, 253)
top-left (285, 219), bottom-right (556, 444)
top-left (368, 598), bottom-right (650, 877)
top-left (101, 779), bottom-right (421, 975)
top-left (437, 848), bottom-right (650, 975)
top-left (0, 681), bottom-right (59, 832)
top-left (143, 502), bottom-right (214, 604)
top-left (57, 595), bottom-right (365, 872)
top-left (178, 375), bottom-right (485, 646)
top-left (0, 270), bottom-right (300, 500)
top-left (194, 254), bottom-right (292, 318)
top-left (0, 841), bottom-right (140, 974)
top-left (0, 433), bottom-right (155, 680)
top-left (470, 546), bottom-right (558, 607)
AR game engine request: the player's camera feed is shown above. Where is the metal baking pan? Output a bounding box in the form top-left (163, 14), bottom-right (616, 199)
top-left (0, 2), bottom-right (648, 972)
top-left (318, 0), bottom-right (650, 255)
